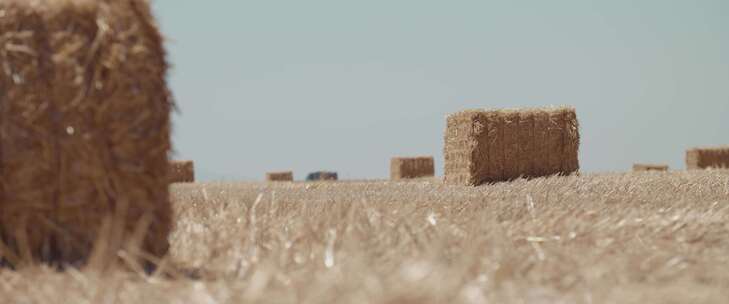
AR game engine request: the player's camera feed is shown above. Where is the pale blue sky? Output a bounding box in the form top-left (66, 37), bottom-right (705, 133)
top-left (153, 0), bottom-right (729, 181)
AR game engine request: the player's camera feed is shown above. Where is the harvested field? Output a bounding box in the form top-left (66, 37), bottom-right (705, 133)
top-left (444, 107), bottom-right (580, 186)
top-left (266, 171), bottom-right (294, 182)
top-left (2, 171), bottom-right (729, 303)
top-left (0, 0), bottom-right (172, 266)
top-left (633, 164), bottom-right (669, 172)
top-left (390, 156), bottom-right (435, 180)
top-left (170, 160), bottom-right (195, 183)
top-left (687, 146), bottom-right (729, 170)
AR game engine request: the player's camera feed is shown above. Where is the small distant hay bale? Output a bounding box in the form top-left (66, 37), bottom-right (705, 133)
top-left (306, 171), bottom-right (338, 181)
top-left (633, 164), bottom-right (669, 172)
top-left (170, 160), bottom-right (195, 183)
top-left (390, 156), bottom-right (435, 180)
top-left (0, 0), bottom-right (172, 267)
top-left (686, 146), bottom-right (729, 170)
top-left (266, 171), bottom-right (294, 182)
top-left (444, 106), bottom-right (579, 186)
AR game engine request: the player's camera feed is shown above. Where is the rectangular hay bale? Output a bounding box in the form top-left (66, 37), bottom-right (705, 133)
top-left (0, 0), bottom-right (172, 266)
top-left (633, 164), bottom-right (669, 172)
top-left (686, 146), bottom-right (729, 170)
top-left (502, 111), bottom-right (521, 181)
top-left (390, 156), bottom-right (435, 180)
top-left (444, 106), bottom-right (580, 185)
top-left (170, 160), bottom-right (195, 183)
top-left (306, 171), bottom-right (338, 181)
top-left (266, 171), bottom-right (294, 182)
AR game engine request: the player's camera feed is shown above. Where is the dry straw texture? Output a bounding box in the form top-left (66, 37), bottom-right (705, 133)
top-left (0, 0), bottom-right (173, 267)
top-left (444, 106), bottom-right (579, 186)
top-left (390, 156), bottom-right (435, 180)
top-left (633, 164), bottom-right (669, 172)
top-left (686, 146), bottom-right (729, 170)
top-left (2, 171), bottom-right (729, 303)
top-left (307, 171), bottom-right (338, 181)
top-left (266, 171), bottom-right (294, 182)
top-left (170, 160), bottom-right (195, 183)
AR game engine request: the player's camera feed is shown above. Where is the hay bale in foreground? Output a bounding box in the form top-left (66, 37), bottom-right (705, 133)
top-left (0, 0), bottom-right (172, 267)
top-left (633, 164), bottom-right (669, 172)
top-left (390, 156), bottom-right (435, 180)
top-left (266, 171), bottom-right (294, 182)
top-left (686, 146), bottom-right (729, 170)
top-left (306, 171), bottom-right (338, 181)
top-left (444, 106), bottom-right (579, 186)
top-left (170, 160), bottom-right (195, 183)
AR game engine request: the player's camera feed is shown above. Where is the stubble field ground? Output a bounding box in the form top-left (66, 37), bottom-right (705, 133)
top-left (1, 170), bottom-right (729, 303)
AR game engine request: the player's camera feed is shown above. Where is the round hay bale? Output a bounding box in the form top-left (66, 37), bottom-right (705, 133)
top-left (0, 0), bottom-right (173, 267)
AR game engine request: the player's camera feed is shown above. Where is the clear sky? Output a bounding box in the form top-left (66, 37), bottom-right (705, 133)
top-left (152, 0), bottom-right (729, 181)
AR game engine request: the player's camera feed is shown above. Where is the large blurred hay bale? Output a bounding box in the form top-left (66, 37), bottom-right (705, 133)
top-left (0, 0), bottom-right (172, 266)
top-left (266, 171), bottom-right (294, 182)
top-left (444, 106), bottom-right (579, 185)
top-left (170, 160), bottom-right (195, 183)
top-left (306, 171), bottom-right (338, 181)
top-left (390, 156), bottom-right (435, 180)
top-left (633, 164), bottom-right (669, 172)
top-left (686, 146), bottom-right (729, 170)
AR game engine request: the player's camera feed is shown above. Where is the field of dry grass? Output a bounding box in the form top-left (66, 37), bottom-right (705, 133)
top-left (2, 171), bottom-right (729, 303)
